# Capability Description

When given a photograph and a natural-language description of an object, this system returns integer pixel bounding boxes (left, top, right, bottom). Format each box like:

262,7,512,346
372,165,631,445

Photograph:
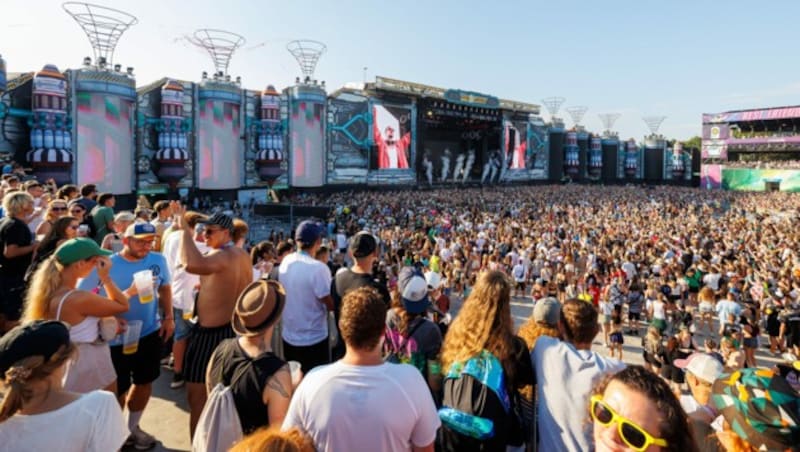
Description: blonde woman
697,286,716,336
34,199,69,237
0,191,39,332
439,270,533,451
23,238,132,393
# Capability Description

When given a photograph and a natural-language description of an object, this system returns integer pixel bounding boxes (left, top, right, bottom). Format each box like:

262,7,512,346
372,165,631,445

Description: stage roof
704,105,800,123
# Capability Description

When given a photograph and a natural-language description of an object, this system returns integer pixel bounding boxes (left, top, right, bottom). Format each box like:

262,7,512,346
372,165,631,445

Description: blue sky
2,0,799,140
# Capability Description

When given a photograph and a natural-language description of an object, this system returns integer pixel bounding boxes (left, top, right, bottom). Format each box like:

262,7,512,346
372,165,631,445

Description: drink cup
288,360,302,386
133,270,155,304
122,320,143,355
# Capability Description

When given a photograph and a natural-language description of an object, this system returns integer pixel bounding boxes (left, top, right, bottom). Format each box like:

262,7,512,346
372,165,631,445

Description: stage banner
722,168,800,192
327,92,370,184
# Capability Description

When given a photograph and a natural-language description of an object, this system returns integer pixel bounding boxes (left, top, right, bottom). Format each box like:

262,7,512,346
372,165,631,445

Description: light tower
642,115,666,137
62,2,138,67
598,113,621,137
541,96,566,125
286,40,327,83
188,29,246,79
565,106,588,130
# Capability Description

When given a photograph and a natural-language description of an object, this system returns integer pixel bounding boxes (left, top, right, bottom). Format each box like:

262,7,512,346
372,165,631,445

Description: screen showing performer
372,104,412,170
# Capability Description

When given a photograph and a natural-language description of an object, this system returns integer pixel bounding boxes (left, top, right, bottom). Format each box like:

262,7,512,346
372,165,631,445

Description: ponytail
23,256,64,322
0,343,75,422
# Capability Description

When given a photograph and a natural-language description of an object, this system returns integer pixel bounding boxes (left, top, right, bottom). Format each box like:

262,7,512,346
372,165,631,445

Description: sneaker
128,427,157,450
170,372,185,389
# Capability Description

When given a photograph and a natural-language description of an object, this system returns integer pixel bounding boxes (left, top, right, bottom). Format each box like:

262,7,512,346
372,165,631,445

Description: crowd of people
0,174,799,451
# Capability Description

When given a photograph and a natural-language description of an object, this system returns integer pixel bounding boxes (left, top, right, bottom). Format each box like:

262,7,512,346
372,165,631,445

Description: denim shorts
173,308,193,341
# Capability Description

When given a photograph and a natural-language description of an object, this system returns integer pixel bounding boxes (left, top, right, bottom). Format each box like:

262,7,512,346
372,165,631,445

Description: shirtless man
172,204,252,438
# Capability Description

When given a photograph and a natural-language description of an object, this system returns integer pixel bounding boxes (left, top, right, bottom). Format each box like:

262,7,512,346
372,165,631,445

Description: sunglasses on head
590,395,667,451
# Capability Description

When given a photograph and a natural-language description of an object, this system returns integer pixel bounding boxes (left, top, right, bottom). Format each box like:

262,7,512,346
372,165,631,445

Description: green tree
682,136,702,149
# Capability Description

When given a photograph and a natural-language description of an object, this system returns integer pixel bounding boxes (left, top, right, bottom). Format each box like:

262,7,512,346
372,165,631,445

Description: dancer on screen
374,122,411,169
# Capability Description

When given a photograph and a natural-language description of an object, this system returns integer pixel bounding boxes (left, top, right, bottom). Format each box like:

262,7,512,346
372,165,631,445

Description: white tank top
652,300,666,320
56,290,99,343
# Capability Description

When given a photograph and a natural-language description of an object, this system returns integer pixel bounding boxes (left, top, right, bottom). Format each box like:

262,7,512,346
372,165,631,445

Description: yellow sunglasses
590,395,667,451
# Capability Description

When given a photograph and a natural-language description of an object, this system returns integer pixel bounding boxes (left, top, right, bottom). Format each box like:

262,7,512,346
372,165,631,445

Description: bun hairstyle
0,342,76,422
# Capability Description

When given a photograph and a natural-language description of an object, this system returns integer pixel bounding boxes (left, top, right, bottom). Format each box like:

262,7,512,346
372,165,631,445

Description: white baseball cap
675,353,724,384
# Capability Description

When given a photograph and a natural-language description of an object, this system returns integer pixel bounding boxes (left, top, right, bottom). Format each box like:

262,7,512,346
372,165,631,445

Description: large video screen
197,99,242,189
289,99,325,187
504,120,528,169
371,104,413,170
76,92,134,194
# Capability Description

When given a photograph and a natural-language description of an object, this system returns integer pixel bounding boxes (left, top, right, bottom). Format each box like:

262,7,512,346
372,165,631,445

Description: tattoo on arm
267,369,290,398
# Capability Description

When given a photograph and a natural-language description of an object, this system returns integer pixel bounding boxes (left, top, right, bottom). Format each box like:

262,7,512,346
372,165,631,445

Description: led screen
197,99,241,189
76,92,133,194
289,99,325,187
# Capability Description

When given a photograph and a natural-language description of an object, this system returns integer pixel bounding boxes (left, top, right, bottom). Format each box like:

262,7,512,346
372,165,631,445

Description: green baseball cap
55,238,112,265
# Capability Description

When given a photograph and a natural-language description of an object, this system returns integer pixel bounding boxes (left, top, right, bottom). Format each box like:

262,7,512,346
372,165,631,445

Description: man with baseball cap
674,352,725,450
78,221,173,450
171,206,252,438
279,220,334,373
330,231,390,360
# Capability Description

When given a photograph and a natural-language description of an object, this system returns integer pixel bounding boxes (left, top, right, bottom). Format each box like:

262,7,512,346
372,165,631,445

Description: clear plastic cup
123,320,143,355
288,360,302,386
133,270,155,304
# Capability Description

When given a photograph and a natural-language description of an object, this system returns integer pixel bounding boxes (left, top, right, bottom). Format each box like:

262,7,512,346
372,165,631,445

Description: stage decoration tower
598,113,621,137
564,130,579,178
63,2,138,66
286,40,327,187
255,85,284,186
671,141,686,179
26,65,73,185
152,80,189,189
189,29,246,190
642,116,666,137
63,2,138,193
588,135,602,178
625,138,639,178
565,106,588,129
541,97,565,122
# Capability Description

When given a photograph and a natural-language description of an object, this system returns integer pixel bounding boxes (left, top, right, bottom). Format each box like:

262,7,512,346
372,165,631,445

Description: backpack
384,319,426,371
438,350,523,449
192,343,248,452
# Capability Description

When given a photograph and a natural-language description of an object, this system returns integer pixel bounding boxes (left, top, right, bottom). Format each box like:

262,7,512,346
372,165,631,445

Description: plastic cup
288,360,302,386
123,320,143,355
133,270,155,304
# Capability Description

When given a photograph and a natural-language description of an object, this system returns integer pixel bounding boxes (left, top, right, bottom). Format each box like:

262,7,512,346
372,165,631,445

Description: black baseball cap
199,212,234,231
349,232,377,258
0,321,71,378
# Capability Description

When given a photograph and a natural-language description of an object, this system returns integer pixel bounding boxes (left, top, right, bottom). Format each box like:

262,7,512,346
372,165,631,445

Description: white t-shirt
532,336,625,452
282,361,440,452
279,251,332,346
0,390,127,452
161,232,210,311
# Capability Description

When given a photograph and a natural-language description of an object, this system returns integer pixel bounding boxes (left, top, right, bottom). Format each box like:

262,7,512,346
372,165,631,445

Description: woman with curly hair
590,365,698,452
439,270,533,451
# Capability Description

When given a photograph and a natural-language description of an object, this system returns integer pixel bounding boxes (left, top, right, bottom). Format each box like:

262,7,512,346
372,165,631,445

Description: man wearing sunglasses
172,206,253,439
532,298,625,451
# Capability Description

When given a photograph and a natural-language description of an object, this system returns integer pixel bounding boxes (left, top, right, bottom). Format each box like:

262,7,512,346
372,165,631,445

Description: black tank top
208,338,286,434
